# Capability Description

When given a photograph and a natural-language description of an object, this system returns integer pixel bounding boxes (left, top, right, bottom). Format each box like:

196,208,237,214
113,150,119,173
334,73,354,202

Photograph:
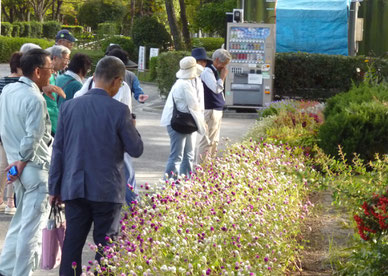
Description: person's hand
4,160,27,183
49,195,63,206
220,67,228,81
42,85,66,100
138,94,149,103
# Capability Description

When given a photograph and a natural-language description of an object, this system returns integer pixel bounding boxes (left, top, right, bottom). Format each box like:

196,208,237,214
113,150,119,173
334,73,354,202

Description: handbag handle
48,205,64,225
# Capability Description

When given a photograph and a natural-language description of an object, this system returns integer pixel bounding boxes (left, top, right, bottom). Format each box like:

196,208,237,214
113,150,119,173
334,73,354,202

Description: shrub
156,51,189,96
0,37,54,62
192,37,224,51
318,83,388,162
19,22,31,37
11,24,20,37
149,56,158,81
30,21,43,38
132,16,171,50
274,52,388,100
1,22,13,37
97,22,119,38
12,22,24,37
61,25,84,36
43,21,62,38
100,36,136,60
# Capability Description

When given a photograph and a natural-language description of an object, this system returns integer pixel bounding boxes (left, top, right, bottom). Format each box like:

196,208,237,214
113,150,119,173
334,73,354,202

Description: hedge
1,23,13,37
43,21,61,39
61,25,84,36
0,37,54,62
19,22,31,37
12,23,24,37
97,22,119,38
11,24,20,37
30,21,43,38
192,37,224,51
153,51,388,100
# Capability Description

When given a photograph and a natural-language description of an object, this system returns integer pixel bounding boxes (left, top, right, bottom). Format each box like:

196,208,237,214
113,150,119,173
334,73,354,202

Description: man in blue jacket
48,56,144,276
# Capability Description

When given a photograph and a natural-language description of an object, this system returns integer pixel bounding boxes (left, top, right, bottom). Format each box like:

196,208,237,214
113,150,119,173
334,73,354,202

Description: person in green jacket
57,53,92,108
44,45,70,135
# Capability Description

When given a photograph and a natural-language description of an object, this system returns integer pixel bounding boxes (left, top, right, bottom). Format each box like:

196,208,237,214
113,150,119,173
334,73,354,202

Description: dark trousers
59,199,122,276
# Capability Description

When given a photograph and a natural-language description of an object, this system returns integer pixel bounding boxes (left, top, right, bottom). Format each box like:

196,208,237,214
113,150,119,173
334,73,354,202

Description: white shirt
74,77,132,109
160,78,206,135
201,66,225,94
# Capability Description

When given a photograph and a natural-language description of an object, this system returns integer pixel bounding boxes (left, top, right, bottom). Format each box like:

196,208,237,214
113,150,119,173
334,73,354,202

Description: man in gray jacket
49,56,143,276
0,48,53,276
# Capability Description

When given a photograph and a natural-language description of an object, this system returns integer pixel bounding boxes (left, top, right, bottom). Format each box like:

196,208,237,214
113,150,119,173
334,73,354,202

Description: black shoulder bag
170,95,198,134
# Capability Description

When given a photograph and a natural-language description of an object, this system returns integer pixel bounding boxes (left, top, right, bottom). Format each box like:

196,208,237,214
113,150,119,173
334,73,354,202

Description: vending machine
225,23,276,107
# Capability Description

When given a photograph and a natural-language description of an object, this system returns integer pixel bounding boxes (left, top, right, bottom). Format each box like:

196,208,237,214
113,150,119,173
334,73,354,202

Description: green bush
19,22,31,37
192,37,224,51
11,24,20,37
1,22,13,37
30,21,43,38
156,51,189,96
12,22,24,37
43,21,61,38
149,56,158,81
274,52,388,100
100,36,136,60
132,16,171,50
97,22,119,38
318,83,388,162
0,37,54,62
61,25,84,36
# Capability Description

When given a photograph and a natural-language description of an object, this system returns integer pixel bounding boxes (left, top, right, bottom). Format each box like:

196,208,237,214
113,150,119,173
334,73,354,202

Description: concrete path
0,64,257,275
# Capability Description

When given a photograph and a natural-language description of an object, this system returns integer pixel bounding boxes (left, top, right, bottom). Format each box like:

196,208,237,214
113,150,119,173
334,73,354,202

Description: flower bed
86,139,315,275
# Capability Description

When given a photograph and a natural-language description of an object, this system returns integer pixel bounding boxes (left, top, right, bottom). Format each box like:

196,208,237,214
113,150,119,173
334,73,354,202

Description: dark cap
191,47,210,61
55,29,76,42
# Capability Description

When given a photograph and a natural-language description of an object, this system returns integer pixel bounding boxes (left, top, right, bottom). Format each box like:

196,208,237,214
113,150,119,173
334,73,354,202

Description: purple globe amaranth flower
71,262,77,269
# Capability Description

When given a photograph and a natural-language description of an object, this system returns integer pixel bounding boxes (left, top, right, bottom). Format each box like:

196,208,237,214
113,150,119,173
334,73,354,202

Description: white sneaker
4,206,16,215
0,202,7,212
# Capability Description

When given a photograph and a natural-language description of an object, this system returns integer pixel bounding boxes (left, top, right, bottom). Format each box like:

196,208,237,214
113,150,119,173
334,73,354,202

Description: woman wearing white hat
161,56,207,179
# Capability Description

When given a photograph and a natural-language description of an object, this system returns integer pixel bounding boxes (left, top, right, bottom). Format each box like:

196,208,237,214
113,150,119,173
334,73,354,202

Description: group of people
0,30,145,276
161,47,232,179
0,27,231,275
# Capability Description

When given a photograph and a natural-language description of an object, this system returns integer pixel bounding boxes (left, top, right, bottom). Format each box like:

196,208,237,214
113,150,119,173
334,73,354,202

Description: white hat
176,56,204,79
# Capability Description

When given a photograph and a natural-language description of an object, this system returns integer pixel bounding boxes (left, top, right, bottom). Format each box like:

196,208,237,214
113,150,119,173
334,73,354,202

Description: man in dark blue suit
48,56,143,276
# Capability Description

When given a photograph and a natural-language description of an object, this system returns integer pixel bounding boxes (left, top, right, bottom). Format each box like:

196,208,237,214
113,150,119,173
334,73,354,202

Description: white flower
160,265,168,272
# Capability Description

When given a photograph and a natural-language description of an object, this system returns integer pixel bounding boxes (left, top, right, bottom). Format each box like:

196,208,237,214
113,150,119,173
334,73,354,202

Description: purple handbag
40,205,66,270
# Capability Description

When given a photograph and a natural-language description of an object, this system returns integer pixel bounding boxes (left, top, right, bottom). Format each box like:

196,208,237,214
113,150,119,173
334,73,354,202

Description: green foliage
193,0,237,36
318,83,388,162
97,22,119,38
11,24,20,37
77,0,125,30
192,37,224,51
132,16,171,50
12,22,24,37
275,52,388,100
30,21,43,38
19,22,31,37
43,21,61,39
0,37,54,62
1,22,13,37
61,25,84,36
156,51,189,96
149,56,158,81
100,36,136,60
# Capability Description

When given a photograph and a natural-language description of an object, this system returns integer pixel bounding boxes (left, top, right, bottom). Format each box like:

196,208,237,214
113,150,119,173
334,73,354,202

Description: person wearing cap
160,56,206,179
55,29,77,50
196,48,231,162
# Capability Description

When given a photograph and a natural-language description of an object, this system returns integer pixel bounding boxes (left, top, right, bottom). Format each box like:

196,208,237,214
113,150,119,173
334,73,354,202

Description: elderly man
49,56,144,276
44,45,70,135
197,48,232,162
0,49,53,276
55,29,76,50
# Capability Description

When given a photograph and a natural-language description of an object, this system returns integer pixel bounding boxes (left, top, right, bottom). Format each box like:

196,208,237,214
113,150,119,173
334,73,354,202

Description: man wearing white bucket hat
161,56,207,179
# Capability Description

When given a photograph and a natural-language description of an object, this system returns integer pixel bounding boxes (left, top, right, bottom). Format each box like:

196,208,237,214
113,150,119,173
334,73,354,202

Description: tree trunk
2,6,11,22
130,0,136,33
179,0,191,50
165,0,183,50
55,0,63,21
52,1,55,20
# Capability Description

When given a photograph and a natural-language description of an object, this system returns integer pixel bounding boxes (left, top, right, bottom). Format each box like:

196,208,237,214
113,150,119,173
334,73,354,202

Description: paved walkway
0,64,257,275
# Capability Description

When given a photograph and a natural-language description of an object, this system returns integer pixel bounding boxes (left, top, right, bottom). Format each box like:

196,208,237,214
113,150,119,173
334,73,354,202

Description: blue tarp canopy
276,0,351,55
